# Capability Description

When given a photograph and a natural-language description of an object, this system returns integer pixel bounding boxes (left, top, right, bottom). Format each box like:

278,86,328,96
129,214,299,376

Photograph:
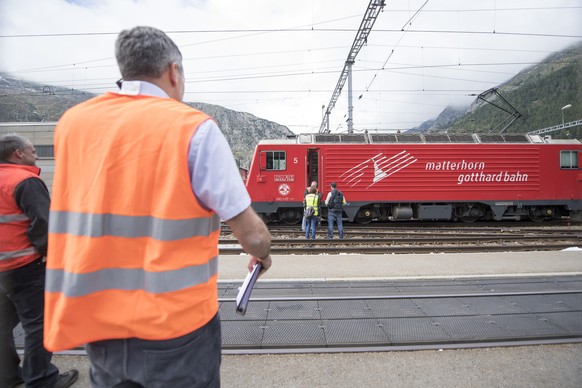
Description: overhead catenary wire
2,4,581,39
2,28,580,40
5,60,562,97
1,3,580,134
355,0,429,113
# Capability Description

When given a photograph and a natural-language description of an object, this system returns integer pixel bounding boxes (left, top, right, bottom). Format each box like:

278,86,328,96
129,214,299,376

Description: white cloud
1,0,580,133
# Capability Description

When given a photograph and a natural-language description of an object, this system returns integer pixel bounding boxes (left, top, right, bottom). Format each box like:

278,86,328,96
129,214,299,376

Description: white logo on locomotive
341,151,417,189
278,184,290,196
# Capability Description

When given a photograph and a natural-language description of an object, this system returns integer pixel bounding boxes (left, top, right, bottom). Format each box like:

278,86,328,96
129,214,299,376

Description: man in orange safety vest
0,134,78,388
45,26,272,387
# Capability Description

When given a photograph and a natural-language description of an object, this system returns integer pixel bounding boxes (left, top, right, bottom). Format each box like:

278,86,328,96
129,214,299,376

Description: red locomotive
245,133,582,224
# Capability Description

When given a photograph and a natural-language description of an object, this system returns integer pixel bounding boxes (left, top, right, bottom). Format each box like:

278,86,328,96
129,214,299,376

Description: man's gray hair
115,26,183,79
0,133,29,161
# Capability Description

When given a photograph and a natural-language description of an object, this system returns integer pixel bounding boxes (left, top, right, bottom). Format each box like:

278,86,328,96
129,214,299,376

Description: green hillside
445,41,582,139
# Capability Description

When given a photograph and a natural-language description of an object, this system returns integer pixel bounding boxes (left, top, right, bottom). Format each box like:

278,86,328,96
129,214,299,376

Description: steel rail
222,338,582,355
41,337,582,357
217,287,582,354
218,289,582,303
260,225,581,234
258,219,577,228
219,242,581,255
25,282,582,356
219,234,582,244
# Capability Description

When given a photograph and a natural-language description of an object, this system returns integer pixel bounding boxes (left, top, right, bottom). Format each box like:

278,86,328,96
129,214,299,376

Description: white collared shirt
117,80,250,222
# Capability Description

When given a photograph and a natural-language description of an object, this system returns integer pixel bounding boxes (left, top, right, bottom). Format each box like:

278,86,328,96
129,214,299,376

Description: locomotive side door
307,148,320,187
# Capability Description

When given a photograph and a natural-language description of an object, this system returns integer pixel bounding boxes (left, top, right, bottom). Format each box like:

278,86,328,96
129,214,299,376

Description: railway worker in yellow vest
302,181,319,231
0,134,78,388
45,26,272,387
304,187,320,239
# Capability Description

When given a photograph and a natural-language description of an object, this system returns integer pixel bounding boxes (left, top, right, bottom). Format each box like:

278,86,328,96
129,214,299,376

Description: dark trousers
0,257,58,388
327,211,344,239
305,216,318,239
85,313,222,388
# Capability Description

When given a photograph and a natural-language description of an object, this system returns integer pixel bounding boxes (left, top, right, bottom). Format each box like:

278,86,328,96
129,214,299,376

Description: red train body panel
245,133,582,223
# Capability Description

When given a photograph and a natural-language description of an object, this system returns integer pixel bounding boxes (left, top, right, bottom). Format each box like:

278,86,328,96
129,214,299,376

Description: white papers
235,263,262,315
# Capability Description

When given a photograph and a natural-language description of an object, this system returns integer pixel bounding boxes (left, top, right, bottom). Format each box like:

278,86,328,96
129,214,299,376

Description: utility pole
319,0,385,134
347,61,354,132
562,104,572,125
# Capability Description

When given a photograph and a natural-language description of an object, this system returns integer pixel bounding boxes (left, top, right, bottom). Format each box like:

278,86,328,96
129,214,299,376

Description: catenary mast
319,0,385,134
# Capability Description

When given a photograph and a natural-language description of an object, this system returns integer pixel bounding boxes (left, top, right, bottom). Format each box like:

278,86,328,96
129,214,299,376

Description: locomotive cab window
265,151,286,171
560,150,579,169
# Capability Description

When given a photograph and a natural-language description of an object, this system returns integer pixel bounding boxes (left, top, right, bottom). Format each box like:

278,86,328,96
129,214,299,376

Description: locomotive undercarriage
265,201,571,225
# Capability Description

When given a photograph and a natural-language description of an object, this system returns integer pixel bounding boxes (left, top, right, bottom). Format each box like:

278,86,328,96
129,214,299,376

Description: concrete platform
45,249,582,387
52,344,582,388
219,249,582,281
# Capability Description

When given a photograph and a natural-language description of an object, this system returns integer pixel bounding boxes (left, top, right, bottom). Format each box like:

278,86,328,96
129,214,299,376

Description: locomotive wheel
529,214,546,222
458,206,482,223
354,215,373,224
282,217,300,225
459,214,479,223
528,208,549,222
354,209,374,224
280,212,301,225
279,209,302,225
259,213,271,224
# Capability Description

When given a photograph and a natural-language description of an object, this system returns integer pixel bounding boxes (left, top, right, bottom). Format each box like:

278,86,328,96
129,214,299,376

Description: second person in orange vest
45,26,272,388
0,134,78,388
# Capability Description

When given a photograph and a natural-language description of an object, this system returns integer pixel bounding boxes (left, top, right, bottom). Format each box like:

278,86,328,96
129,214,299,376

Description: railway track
217,275,582,354
26,276,582,355
219,225,582,255
260,222,581,235
262,217,578,228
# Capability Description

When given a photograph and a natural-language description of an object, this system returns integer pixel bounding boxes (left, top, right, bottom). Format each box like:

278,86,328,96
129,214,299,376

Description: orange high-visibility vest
0,164,42,271
45,93,221,351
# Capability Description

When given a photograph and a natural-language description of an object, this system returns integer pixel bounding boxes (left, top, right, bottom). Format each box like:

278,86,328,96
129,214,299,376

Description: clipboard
235,263,262,315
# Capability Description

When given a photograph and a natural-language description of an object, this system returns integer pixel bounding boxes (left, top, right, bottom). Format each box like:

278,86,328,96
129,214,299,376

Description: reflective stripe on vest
46,255,218,296
0,214,30,223
49,211,220,240
0,247,37,261
0,164,41,271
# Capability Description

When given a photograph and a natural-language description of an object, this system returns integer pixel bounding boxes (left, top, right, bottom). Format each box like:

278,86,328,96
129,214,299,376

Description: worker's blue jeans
305,216,318,239
86,313,222,388
327,211,344,239
0,257,59,388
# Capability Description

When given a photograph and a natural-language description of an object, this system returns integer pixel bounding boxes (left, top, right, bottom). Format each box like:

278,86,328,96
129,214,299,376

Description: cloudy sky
1,0,581,133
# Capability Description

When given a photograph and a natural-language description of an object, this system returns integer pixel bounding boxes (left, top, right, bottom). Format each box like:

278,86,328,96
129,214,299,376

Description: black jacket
14,177,50,256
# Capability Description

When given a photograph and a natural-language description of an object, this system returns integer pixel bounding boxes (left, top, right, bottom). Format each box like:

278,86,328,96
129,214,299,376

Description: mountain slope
189,102,292,166
0,74,92,122
0,74,293,167
445,42,582,137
